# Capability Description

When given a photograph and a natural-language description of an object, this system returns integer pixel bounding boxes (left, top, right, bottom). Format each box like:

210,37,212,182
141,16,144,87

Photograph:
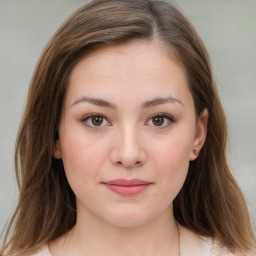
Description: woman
1,0,255,255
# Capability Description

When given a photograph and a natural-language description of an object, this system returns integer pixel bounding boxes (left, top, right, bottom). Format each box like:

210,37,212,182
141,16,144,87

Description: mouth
102,179,153,196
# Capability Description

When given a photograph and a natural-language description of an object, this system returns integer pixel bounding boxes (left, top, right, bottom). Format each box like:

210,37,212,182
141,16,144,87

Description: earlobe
53,140,62,159
190,108,208,161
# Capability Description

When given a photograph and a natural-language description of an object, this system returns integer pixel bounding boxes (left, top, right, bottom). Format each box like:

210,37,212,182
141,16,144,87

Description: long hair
1,0,255,254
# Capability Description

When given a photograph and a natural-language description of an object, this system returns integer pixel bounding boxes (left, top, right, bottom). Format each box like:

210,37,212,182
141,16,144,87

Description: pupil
153,116,164,126
92,116,103,126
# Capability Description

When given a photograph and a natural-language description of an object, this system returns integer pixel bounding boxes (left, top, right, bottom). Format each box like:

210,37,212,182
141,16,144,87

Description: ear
189,108,208,161
53,139,62,159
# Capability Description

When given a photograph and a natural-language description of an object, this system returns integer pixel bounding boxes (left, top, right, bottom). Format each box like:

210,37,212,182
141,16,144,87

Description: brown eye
152,116,164,126
91,116,103,126
146,113,175,128
82,114,110,128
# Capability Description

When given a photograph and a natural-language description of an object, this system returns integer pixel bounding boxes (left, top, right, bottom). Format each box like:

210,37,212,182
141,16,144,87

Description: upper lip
102,179,152,186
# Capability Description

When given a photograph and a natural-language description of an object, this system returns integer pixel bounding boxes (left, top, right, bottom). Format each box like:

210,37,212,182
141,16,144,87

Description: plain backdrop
0,0,255,237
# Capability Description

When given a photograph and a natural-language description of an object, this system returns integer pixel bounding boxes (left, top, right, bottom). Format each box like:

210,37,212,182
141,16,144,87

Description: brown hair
1,0,255,255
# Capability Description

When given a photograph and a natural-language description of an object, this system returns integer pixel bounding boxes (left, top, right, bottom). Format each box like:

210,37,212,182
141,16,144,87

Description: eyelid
145,112,175,128
82,113,112,129
81,112,175,129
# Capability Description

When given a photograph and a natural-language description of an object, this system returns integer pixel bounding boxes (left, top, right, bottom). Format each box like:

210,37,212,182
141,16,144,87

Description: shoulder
27,245,51,256
210,237,256,256
3,246,51,256
178,224,212,256
210,238,235,256
178,224,255,256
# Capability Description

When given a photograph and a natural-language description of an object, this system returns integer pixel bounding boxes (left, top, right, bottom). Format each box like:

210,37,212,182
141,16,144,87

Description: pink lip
102,179,152,196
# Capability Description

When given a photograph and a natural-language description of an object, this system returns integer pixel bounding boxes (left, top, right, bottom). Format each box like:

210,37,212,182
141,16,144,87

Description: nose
109,125,147,169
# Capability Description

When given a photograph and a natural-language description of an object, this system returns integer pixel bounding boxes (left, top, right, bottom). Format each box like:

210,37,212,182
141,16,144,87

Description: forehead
72,39,182,77
65,40,192,108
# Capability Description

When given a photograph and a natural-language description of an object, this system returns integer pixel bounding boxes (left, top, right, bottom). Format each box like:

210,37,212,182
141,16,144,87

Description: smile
102,179,152,196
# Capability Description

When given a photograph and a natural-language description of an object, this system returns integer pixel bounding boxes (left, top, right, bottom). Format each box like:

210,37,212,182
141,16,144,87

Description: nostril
116,160,142,168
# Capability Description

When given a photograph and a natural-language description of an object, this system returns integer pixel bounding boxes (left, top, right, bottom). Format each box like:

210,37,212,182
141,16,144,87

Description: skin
51,39,208,256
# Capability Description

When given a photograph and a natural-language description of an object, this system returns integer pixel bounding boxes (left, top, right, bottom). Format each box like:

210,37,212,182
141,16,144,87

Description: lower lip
103,184,151,196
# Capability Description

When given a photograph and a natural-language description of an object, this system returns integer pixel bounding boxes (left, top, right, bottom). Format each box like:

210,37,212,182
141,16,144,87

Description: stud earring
194,149,199,155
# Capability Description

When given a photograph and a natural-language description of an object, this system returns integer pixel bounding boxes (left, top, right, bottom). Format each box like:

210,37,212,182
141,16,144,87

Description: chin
101,206,162,228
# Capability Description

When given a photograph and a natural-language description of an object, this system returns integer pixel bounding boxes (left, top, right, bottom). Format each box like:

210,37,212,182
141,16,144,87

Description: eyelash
81,113,175,129
82,113,111,129
146,113,175,129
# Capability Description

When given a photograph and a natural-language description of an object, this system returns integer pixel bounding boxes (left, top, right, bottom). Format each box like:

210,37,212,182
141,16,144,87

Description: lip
102,179,152,196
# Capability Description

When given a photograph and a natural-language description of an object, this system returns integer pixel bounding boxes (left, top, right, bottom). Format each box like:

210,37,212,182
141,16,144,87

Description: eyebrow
71,96,183,109
142,97,183,108
72,96,117,109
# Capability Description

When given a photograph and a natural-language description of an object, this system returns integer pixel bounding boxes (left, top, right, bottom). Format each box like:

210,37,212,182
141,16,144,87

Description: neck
50,206,180,256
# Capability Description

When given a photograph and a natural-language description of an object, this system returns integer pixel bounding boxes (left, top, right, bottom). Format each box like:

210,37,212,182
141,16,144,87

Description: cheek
154,134,192,168
59,130,108,187
151,134,193,195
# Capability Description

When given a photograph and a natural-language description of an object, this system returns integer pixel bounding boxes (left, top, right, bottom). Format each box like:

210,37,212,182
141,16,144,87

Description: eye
146,113,175,128
82,114,111,128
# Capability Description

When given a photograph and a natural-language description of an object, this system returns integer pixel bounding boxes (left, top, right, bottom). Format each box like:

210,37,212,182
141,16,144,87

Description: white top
31,225,238,256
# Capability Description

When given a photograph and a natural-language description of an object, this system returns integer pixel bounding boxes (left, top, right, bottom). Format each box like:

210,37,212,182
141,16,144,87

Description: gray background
0,0,255,237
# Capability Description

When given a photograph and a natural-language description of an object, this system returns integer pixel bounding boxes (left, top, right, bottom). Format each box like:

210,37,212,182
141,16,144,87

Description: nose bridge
110,122,146,168
121,123,140,154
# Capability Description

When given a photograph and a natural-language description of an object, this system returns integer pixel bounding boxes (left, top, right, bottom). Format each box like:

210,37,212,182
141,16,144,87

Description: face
54,40,208,228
